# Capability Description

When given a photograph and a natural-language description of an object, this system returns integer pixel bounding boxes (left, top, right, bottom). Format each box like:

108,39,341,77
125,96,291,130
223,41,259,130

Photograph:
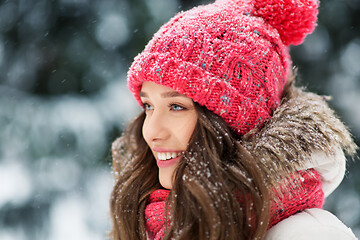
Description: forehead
140,82,187,99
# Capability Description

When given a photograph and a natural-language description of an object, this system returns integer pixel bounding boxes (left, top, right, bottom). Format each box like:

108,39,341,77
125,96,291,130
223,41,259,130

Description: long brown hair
110,104,270,239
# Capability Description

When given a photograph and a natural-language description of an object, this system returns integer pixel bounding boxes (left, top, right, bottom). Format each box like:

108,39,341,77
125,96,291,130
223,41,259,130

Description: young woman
110,0,358,239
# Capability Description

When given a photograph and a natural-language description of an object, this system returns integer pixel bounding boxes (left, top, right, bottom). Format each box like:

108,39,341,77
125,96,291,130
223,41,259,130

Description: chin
159,174,173,189
158,166,177,189
159,178,172,189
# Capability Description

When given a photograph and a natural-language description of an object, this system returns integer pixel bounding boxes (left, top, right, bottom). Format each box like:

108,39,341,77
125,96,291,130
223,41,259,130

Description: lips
153,149,184,168
157,152,183,161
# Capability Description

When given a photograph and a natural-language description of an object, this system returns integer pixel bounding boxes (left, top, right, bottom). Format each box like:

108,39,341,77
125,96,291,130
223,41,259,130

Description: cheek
142,118,150,145
178,116,197,146
182,125,195,143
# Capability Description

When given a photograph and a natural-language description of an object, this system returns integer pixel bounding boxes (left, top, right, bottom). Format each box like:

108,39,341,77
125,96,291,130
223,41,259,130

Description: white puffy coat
265,148,358,240
240,86,359,240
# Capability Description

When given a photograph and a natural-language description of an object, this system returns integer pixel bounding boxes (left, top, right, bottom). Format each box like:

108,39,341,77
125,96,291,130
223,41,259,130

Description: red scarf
144,170,324,239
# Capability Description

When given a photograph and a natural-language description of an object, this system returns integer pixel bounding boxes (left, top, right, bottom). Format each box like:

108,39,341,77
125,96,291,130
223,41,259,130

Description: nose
142,109,170,144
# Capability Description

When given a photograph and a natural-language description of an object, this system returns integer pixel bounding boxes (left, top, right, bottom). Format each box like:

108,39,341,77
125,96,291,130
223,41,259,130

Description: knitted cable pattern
145,189,169,240
128,0,319,136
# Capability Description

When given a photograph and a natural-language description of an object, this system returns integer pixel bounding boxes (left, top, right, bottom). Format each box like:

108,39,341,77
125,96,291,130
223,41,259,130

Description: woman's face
140,82,198,189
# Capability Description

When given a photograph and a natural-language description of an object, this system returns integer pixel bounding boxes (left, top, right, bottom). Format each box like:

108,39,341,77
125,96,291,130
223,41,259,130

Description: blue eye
171,104,184,111
143,103,153,111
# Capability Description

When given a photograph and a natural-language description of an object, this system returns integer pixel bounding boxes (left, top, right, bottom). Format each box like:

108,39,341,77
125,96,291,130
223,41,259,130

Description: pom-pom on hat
128,0,319,135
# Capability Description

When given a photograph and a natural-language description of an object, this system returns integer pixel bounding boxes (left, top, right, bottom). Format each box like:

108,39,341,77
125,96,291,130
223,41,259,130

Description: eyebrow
139,91,185,98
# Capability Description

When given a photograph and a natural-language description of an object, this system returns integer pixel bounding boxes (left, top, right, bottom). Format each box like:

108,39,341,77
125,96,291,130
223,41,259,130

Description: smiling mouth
157,152,183,161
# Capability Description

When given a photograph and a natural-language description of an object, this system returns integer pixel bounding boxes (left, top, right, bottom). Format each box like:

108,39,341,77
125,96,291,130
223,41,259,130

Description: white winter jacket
265,147,358,240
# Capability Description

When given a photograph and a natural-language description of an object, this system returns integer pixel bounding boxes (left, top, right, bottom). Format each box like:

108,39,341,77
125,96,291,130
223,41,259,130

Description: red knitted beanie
128,0,319,135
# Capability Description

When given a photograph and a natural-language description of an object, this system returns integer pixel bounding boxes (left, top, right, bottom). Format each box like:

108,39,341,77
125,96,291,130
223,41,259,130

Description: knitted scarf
144,170,324,239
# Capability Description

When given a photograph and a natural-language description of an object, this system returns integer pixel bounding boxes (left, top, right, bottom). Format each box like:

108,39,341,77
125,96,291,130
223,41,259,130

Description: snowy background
0,0,359,239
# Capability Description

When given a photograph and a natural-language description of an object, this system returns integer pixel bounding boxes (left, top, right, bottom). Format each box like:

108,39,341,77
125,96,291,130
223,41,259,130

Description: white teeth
157,152,182,161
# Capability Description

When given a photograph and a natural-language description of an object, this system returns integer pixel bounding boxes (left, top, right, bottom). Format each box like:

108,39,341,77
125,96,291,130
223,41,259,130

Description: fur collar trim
242,85,357,190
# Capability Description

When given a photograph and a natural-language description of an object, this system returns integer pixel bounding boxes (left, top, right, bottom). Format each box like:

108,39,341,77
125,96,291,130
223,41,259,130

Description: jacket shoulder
265,208,358,240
